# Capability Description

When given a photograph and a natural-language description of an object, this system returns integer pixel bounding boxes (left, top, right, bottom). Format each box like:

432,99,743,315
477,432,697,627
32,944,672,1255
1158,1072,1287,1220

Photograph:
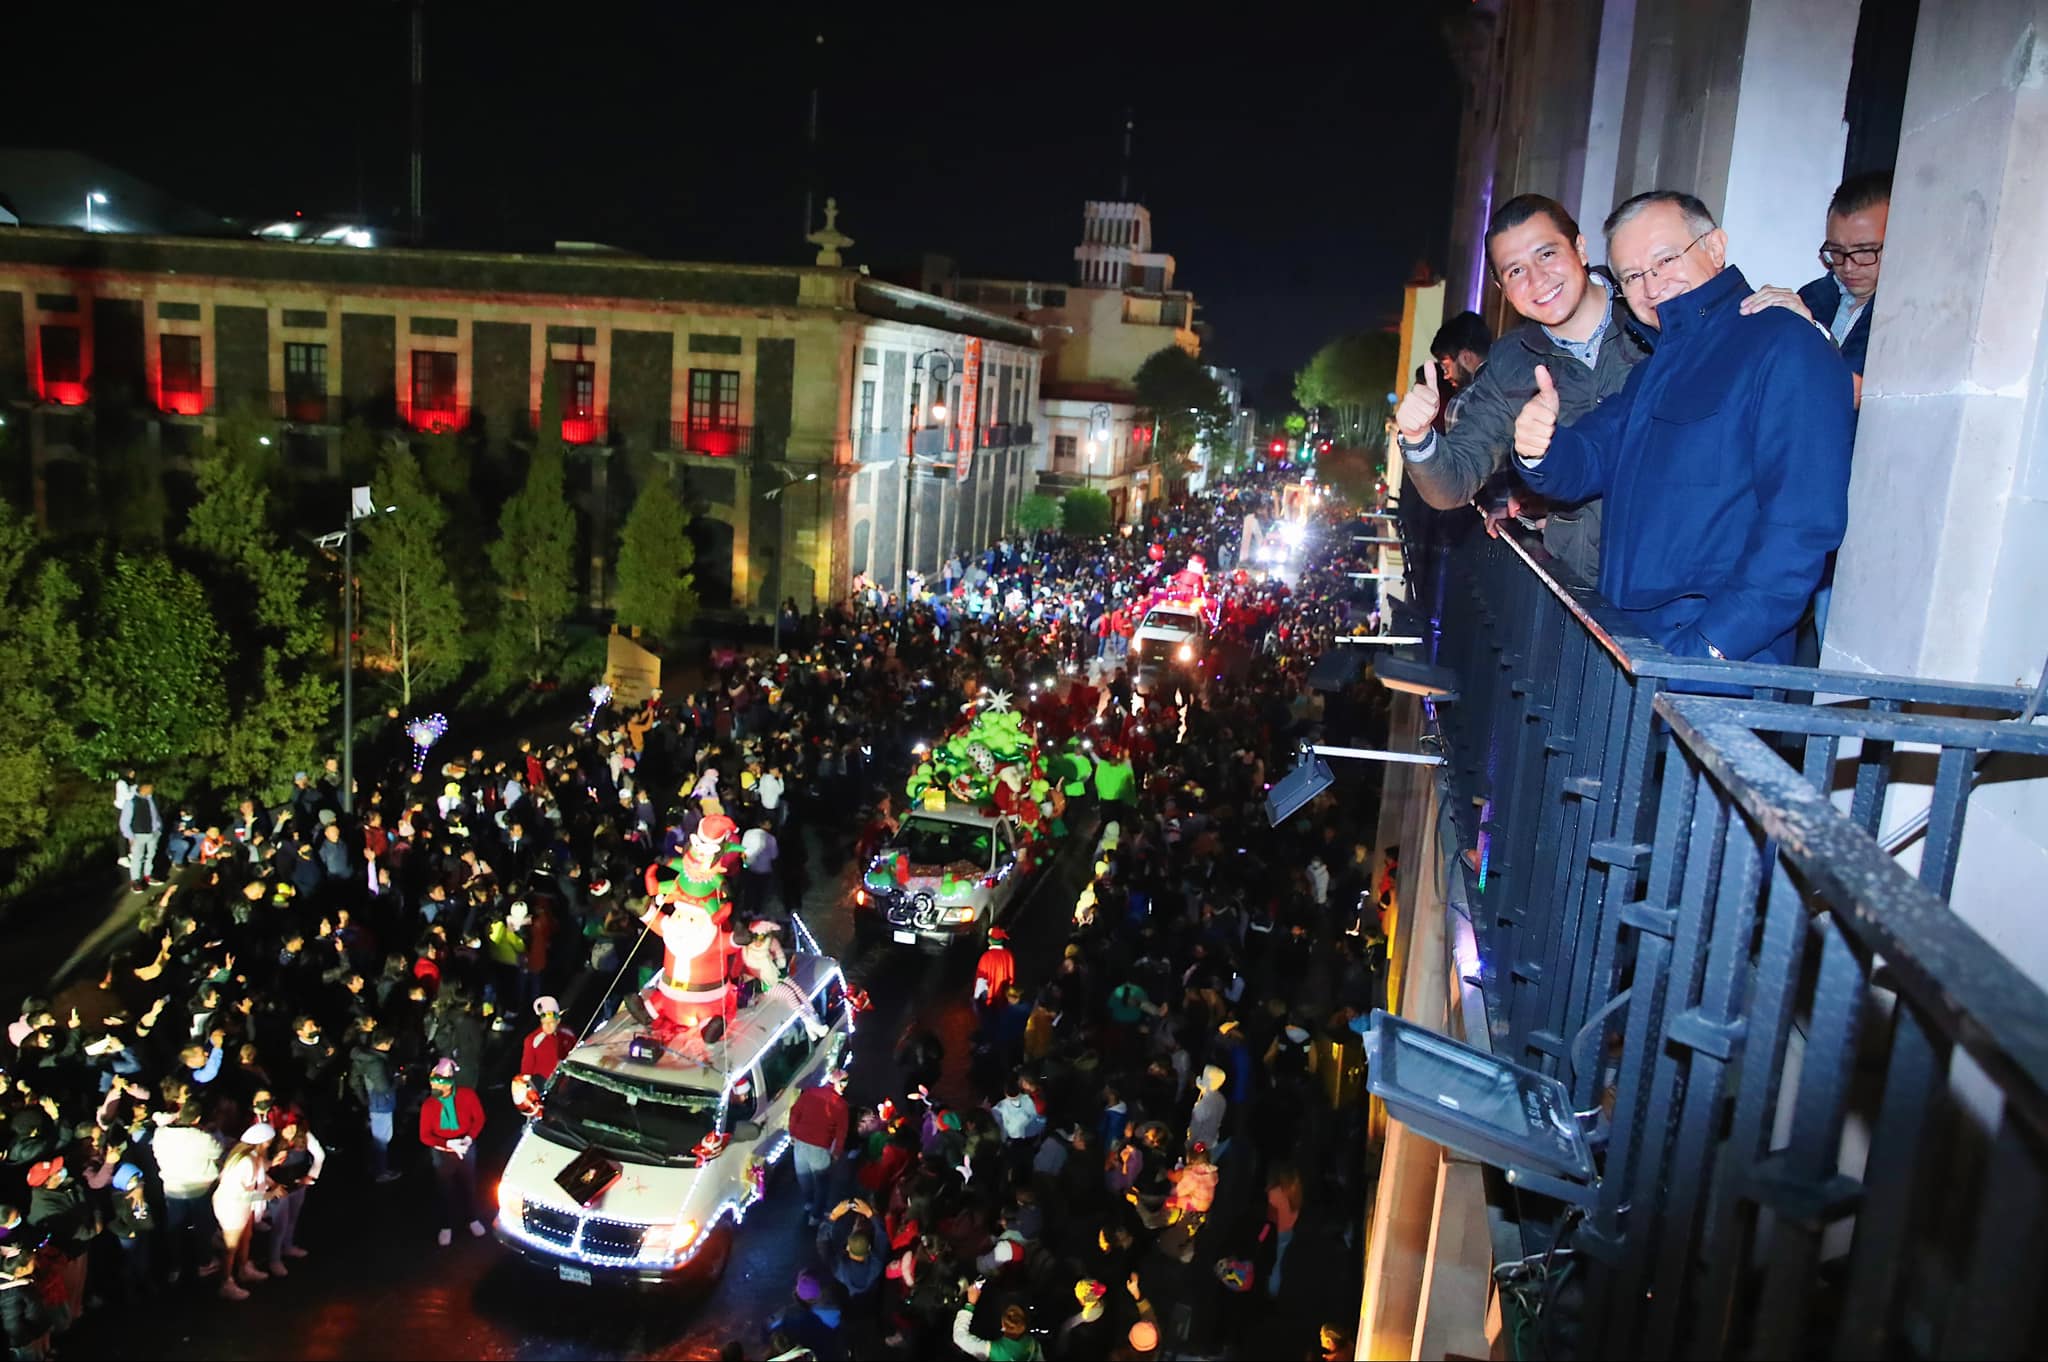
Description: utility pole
409,0,426,245
802,33,824,243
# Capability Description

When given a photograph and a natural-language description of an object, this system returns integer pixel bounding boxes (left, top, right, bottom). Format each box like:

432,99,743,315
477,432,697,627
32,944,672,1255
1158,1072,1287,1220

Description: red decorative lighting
560,416,597,445
161,389,205,416
692,427,740,457
41,382,86,407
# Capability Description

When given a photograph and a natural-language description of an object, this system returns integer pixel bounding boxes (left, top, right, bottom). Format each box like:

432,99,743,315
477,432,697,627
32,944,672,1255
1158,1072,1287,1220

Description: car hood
502,1129,704,1220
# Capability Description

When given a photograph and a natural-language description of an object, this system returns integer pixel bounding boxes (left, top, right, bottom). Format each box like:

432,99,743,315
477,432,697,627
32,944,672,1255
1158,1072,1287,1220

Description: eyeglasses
1819,243,1883,268
1616,232,1712,293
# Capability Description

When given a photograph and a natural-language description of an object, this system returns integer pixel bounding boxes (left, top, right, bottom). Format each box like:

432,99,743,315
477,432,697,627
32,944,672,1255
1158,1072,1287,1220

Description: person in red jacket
788,1068,850,1225
973,928,1016,1010
520,996,577,1082
419,1058,487,1246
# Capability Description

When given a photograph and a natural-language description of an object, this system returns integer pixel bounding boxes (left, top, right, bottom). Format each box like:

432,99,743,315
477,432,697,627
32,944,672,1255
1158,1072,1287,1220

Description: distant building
0,148,235,237
954,200,1202,525
0,226,1043,615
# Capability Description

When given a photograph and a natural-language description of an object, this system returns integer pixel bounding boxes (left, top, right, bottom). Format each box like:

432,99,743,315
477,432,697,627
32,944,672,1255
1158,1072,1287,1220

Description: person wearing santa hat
521,996,577,1083
973,927,1016,1011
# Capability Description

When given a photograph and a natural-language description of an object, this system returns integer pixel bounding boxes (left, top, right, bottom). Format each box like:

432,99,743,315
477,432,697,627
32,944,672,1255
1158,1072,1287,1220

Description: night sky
15,5,1461,410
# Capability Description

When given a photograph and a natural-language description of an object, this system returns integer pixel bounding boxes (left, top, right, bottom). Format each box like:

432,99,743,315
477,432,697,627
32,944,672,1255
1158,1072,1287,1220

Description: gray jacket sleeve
1404,367,1521,511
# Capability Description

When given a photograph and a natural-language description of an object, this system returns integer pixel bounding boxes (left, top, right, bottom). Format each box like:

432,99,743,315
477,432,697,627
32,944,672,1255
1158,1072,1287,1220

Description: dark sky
16,5,1461,410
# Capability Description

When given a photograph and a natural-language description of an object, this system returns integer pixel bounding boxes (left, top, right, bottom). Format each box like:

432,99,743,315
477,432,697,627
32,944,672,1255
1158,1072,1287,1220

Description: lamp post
761,467,820,653
85,191,107,233
338,486,396,814
1084,403,1112,489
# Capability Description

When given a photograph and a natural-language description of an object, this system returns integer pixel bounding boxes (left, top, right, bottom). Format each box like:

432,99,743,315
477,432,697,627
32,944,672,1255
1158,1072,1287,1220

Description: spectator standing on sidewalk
211,1124,278,1301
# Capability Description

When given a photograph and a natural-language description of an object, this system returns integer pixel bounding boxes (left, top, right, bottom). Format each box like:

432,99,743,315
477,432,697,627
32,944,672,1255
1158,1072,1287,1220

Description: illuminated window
688,369,739,431
559,359,596,419
858,379,875,434
411,351,457,414
285,342,326,394
160,335,202,395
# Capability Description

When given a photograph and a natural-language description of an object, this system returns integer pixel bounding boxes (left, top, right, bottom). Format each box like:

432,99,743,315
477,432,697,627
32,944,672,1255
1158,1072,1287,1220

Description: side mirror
730,1119,765,1143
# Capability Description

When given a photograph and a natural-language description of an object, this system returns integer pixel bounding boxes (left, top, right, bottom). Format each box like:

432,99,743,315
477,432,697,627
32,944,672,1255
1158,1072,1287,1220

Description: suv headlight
644,1217,701,1262
1177,643,1194,661
939,906,978,925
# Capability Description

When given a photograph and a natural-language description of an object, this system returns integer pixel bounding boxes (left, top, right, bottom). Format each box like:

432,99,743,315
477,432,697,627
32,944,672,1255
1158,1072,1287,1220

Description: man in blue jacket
1511,190,1854,664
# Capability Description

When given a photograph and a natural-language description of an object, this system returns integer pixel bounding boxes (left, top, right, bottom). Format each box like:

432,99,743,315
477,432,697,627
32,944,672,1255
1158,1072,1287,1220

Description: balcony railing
533,410,607,446
157,385,213,418
1383,510,2048,1361
659,422,752,458
400,401,469,434
270,390,334,424
1012,420,1034,445
984,422,1011,448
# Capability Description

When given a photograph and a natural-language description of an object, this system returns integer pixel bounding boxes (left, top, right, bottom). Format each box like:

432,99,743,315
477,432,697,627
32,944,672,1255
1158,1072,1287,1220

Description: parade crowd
2,471,1395,1362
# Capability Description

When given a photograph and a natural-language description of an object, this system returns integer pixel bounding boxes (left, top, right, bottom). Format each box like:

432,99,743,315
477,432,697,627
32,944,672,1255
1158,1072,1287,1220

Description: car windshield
536,1065,719,1166
1143,610,1201,634
896,817,994,868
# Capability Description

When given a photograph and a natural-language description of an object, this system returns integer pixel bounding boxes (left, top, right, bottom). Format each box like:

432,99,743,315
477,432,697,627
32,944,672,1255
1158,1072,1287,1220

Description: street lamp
85,191,108,233
1085,403,1112,486
337,486,397,814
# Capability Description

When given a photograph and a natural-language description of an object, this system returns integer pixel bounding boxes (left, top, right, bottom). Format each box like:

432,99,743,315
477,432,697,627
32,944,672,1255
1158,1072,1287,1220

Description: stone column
1827,0,2048,988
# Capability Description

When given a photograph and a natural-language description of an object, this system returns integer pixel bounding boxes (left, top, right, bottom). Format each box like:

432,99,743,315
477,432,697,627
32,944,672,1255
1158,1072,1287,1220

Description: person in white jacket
151,1108,226,1285
1187,1065,1228,1153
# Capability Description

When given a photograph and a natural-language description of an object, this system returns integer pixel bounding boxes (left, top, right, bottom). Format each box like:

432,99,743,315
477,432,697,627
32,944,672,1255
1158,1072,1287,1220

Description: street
55,805,1098,1360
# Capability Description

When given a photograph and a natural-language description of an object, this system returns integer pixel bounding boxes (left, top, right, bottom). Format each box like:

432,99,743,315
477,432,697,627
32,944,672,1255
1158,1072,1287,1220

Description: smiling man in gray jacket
1395,194,1650,584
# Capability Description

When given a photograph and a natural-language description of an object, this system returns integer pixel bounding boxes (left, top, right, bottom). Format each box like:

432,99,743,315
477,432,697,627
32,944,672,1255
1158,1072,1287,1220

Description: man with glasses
1508,190,1853,665
1393,194,1652,584
1739,170,1890,408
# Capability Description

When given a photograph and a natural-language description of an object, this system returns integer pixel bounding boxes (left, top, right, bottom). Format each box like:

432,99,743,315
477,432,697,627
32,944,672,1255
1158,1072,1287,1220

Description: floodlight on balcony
1359,1010,1597,1206
1374,656,1460,701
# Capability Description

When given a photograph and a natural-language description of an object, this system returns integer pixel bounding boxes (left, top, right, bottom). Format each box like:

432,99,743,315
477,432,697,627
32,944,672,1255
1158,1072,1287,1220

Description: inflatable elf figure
639,813,742,1026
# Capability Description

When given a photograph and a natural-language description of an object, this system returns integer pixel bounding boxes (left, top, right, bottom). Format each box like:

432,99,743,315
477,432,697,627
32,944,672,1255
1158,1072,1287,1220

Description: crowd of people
1,470,1396,1362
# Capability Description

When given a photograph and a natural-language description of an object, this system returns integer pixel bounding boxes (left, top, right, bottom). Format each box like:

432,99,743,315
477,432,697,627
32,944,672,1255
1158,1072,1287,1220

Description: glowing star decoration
586,683,613,727
981,689,1014,714
405,713,449,772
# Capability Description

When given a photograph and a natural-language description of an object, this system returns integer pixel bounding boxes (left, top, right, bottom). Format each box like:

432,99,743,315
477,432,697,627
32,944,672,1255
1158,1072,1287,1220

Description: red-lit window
285,342,328,422
160,335,202,395
411,351,457,414
39,325,82,400
688,369,739,431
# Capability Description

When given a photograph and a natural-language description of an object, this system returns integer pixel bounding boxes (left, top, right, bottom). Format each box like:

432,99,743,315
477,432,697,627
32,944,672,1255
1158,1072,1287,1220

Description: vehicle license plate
893,930,917,945
558,1264,592,1285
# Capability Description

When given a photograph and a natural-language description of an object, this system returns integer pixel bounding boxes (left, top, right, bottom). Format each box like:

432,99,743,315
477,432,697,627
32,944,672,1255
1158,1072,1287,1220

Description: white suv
494,953,853,1288
856,807,1030,950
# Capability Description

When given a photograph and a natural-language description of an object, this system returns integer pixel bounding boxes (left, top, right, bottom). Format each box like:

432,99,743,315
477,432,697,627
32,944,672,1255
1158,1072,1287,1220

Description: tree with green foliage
612,472,698,641
0,502,81,845
183,420,333,794
488,378,577,682
1282,413,1309,436
102,437,169,549
75,554,228,779
362,442,466,707
1013,492,1063,535
1061,487,1114,538
1294,332,1400,445
1133,345,1229,494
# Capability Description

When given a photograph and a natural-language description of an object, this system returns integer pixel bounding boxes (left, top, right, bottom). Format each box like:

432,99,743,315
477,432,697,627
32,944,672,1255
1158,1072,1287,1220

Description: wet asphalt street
56,814,1098,1361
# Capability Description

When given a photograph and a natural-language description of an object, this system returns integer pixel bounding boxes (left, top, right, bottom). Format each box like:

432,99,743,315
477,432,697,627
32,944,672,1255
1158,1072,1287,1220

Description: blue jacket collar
1654,265,1750,337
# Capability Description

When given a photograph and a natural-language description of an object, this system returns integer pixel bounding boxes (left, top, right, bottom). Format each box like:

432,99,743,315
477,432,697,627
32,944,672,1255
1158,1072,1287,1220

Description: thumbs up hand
1394,365,1442,445
1515,365,1561,463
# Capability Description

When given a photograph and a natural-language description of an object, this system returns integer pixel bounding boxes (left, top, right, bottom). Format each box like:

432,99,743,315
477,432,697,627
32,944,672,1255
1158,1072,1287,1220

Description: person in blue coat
1740,170,1889,410
1510,190,1853,664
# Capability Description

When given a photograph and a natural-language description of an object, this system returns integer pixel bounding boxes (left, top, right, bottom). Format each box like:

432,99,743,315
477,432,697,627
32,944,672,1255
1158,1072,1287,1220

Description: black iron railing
659,422,751,458
1395,511,2048,1360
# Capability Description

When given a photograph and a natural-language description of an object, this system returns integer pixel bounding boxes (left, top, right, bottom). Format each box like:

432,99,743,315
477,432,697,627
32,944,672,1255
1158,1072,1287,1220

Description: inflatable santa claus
639,813,742,1026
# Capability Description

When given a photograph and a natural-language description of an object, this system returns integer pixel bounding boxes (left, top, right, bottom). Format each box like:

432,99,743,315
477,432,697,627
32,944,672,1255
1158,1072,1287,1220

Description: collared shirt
1830,275,1869,348
1544,276,1615,370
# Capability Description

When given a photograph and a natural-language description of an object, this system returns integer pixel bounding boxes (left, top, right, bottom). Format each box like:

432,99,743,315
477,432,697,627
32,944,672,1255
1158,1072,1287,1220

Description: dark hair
1485,194,1582,251
1829,170,1892,218
1604,190,1717,239
1429,312,1493,364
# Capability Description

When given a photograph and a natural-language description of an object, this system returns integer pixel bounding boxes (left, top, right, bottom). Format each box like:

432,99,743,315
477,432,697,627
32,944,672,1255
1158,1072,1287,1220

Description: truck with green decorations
854,697,1064,951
